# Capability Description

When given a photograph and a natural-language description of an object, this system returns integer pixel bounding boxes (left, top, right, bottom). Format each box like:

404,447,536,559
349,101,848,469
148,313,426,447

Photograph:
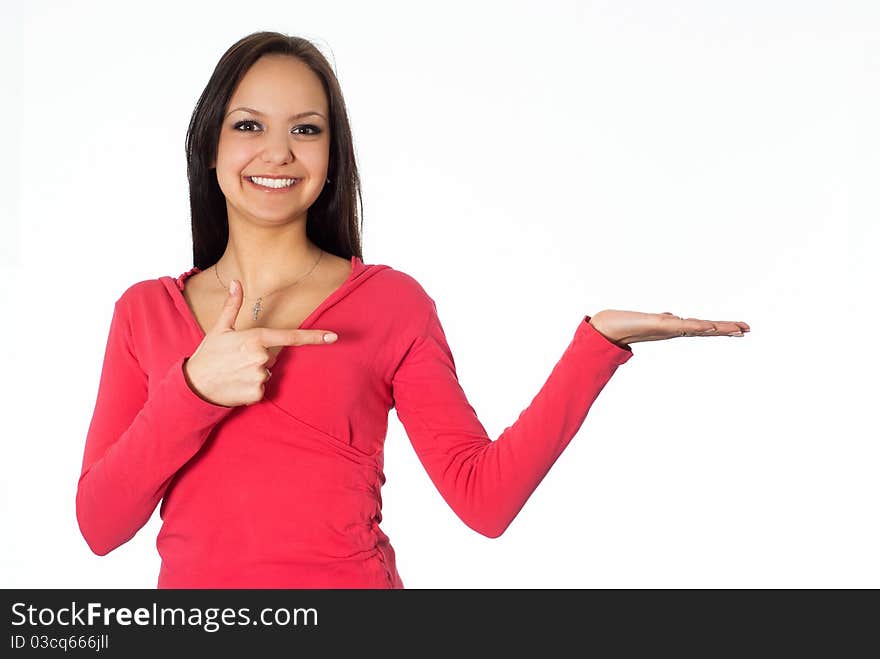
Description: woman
75,31,749,589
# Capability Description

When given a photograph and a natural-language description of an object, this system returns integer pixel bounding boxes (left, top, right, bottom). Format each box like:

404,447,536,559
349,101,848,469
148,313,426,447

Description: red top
76,255,634,588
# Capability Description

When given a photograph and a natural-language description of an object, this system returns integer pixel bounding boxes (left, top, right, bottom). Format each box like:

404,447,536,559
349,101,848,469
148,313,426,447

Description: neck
214,228,322,300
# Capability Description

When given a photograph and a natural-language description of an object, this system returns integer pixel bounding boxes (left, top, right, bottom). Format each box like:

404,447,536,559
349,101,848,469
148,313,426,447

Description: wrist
588,312,631,350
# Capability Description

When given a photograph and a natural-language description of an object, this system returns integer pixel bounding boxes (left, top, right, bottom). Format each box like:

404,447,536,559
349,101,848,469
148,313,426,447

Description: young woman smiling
75,31,750,589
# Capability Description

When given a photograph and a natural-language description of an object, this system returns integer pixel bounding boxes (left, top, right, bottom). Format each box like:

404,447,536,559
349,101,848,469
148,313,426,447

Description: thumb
213,279,243,332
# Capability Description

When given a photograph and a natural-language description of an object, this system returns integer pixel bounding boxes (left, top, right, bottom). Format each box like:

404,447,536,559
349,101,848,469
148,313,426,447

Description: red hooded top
76,255,634,588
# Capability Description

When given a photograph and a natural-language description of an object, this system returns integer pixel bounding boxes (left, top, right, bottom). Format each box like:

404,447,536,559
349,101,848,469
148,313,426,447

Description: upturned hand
588,310,750,348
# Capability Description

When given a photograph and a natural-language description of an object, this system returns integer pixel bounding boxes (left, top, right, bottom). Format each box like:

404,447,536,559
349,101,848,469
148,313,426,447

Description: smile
246,176,300,191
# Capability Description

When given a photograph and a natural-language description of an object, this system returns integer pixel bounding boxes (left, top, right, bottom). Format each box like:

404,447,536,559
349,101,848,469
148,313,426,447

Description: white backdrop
1,0,877,588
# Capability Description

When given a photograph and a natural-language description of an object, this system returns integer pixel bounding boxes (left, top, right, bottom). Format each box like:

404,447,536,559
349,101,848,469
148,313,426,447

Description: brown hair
184,31,363,269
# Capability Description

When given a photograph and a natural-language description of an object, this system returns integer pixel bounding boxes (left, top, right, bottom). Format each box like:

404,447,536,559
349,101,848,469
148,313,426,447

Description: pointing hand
183,279,339,407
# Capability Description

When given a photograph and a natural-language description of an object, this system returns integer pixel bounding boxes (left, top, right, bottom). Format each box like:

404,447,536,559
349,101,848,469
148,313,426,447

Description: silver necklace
213,248,324,320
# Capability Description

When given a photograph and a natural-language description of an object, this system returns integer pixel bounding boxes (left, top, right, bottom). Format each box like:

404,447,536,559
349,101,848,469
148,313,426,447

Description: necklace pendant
252,297,262,320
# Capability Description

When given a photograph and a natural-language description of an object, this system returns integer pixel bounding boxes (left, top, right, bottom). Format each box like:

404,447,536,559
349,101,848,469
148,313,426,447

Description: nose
260,132,295,165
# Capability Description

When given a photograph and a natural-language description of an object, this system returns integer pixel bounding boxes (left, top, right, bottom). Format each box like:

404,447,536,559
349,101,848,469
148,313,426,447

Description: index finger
256,327,339,347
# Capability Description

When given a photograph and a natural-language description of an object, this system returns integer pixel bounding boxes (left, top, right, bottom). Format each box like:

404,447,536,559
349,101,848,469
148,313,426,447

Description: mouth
245,176,301,192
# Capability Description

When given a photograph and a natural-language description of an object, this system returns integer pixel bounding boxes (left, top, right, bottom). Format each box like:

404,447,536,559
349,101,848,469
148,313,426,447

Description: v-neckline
168,255,363,358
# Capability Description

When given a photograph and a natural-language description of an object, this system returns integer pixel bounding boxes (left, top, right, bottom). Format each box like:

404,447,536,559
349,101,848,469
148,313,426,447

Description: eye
293,125,322,136
232,119,259,132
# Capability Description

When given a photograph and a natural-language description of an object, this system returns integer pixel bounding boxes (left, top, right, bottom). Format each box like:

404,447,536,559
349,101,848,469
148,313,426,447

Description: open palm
589,310,751,348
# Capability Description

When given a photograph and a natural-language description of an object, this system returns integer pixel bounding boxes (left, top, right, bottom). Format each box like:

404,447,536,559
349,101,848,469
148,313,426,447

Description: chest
165,260,400,454
182,265,349,335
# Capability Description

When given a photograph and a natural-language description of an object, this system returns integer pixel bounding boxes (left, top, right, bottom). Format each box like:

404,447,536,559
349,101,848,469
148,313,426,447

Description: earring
326,177,331,184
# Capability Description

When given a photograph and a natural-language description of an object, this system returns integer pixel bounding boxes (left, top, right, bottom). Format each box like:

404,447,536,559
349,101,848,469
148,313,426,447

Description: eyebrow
226,106,327,120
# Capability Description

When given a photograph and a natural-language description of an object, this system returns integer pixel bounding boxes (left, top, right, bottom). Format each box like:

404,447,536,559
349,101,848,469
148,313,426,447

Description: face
212,54,331,227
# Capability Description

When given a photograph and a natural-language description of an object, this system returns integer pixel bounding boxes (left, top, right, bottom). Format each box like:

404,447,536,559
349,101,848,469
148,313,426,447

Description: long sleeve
391,303,634,538
76,295,234,555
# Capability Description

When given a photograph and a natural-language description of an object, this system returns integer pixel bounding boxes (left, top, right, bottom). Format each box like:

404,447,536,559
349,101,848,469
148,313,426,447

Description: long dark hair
185,31,363,269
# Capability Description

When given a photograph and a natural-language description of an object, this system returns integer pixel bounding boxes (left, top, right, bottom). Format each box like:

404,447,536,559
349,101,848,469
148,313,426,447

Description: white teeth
250,176,297,188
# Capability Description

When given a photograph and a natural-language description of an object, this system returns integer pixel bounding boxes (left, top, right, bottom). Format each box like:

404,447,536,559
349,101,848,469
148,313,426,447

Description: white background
1,0,877,588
